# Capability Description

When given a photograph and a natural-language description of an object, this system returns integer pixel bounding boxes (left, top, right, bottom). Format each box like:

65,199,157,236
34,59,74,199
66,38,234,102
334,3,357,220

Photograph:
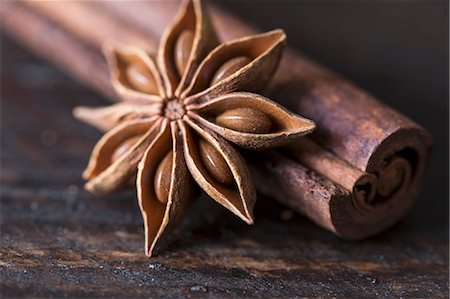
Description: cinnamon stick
1,1,432,240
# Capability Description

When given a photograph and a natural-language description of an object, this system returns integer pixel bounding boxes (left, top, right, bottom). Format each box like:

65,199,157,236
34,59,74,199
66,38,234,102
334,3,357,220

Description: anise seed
126,63,158,94
111,136,142,162
175,30,195,77
216,107,272,133
210,56,251,85
154,151,173,204
199,140,233,185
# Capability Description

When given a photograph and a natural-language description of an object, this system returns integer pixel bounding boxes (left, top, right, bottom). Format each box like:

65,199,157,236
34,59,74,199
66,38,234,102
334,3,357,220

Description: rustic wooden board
1,1,448,297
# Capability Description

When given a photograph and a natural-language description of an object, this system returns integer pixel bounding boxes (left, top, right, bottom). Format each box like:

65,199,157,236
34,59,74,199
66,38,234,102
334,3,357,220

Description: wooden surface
1,1,448,298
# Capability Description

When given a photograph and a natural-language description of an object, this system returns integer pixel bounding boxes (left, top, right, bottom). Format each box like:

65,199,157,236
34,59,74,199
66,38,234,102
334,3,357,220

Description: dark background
1,1,448,298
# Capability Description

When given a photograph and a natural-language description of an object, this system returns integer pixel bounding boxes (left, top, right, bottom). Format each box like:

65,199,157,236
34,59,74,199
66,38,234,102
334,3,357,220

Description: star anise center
74,0,317,257
164,100,185,120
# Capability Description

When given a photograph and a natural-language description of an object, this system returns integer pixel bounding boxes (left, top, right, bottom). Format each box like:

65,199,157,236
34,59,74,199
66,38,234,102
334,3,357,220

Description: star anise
74,0,315,256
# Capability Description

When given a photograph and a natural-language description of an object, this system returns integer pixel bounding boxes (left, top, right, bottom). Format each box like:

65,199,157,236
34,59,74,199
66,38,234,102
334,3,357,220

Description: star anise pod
74,0,315,256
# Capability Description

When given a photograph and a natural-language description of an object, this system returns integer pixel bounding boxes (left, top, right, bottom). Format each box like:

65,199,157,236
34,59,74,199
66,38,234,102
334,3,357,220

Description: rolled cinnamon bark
1,1,432,240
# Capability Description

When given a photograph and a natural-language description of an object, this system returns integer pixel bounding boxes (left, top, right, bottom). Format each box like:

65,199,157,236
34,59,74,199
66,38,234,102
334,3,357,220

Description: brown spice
174,30,195,76
125,63,158,94
111,136,142,162
216,107,272,134
198,139,234,185
73,0,315,256
154,151,173,204
211,56,251,85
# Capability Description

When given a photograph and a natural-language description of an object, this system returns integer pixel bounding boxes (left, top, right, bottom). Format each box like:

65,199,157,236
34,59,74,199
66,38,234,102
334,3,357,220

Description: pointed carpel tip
84,180,101,195
102,40,116,55
305,119,316,132
145,249,153,257
102,40,129,62
84,181,93,192
82,168,92,180
146,242,156,257
267,28,287,40
232,209,254,225
296,116,315,133
72,106,87,119
242,213,254,225
308,120,316,132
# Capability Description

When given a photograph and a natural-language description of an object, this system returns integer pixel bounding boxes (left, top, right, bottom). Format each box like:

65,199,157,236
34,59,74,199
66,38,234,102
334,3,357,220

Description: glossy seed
175,30,195,76
210,56,251,85
126,63,158,94
111,136,142,162
216,107,272,134
154,152,173,204
199,140,233,185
